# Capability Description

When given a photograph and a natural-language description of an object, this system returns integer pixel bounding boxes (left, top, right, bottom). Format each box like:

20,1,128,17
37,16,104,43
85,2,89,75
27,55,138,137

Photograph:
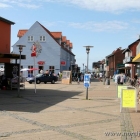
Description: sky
1,0,140,70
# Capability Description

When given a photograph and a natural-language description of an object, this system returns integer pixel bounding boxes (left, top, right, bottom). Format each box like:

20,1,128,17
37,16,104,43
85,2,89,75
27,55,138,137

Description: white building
12,21,75,76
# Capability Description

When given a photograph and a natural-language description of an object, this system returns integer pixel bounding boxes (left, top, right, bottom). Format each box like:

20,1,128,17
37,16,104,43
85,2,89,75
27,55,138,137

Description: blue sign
84,74,90,88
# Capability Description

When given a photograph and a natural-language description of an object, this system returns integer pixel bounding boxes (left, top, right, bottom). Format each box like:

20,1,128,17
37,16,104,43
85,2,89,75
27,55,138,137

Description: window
49,66,55,73
136,42,140,55
28,66,33,77
40,36,46,42
28,36,34,42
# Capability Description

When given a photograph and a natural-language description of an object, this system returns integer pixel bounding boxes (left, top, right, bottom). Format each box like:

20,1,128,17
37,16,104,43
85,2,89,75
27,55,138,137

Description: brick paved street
0,79,140,140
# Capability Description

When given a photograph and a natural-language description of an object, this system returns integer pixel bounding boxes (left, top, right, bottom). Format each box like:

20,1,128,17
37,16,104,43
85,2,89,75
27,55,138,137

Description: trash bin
106,78,110,85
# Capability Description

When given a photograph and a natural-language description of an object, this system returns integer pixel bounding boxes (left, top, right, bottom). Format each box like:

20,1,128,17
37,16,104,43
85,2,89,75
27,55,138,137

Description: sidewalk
0,79,139,140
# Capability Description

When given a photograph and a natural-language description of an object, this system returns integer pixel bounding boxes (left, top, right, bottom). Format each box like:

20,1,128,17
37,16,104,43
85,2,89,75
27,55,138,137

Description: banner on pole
31,44,36,57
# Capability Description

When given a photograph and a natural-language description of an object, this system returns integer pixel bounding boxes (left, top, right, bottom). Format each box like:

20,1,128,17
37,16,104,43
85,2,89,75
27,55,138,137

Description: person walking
99,72,103,82
77,72,81,84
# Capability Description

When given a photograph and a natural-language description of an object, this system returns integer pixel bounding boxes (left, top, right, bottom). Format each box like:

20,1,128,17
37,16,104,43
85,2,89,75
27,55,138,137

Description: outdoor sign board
5,63,19,78
117,85,128,98
37,61,45,65
61,71,72,84
84,74,90,88
61,61,66,66
120,89,137,112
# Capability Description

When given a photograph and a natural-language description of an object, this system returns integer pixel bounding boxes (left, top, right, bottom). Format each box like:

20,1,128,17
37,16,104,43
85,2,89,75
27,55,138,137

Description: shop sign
61,61,66,66
37,61,45,65
117,64,125,68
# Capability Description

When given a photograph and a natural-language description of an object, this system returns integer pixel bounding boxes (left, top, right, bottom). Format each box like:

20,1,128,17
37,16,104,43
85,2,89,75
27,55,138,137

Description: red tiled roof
38,22,75,56
70,43,73,48
17,30,28,37
17,22,74,55
62,36,67,42
50,32,62,39
66,40,70,46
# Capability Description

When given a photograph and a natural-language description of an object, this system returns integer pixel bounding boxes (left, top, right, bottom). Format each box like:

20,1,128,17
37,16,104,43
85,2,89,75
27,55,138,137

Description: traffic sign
84,74,90,88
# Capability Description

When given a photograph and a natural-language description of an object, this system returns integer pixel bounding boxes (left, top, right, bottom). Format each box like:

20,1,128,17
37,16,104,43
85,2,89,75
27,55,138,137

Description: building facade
0,17,15,63
106,47,125,77
12,21,75,76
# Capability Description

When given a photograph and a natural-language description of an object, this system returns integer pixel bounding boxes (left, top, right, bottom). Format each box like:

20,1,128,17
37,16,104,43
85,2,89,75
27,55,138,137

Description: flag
31,44,36,57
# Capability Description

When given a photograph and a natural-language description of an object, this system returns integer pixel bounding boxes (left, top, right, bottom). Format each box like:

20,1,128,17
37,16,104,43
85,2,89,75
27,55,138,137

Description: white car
26,77,34,82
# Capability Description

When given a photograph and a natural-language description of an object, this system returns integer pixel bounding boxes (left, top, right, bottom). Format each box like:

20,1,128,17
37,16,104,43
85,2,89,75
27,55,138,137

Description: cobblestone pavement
0,79,140,140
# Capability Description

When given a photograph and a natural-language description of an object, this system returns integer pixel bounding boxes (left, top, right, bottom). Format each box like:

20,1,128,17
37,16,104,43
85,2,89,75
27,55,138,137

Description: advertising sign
31,44,36,57
117,85,128,98
61,61,66,66
37,61,45,65
120,89,137,112
122,89,136,108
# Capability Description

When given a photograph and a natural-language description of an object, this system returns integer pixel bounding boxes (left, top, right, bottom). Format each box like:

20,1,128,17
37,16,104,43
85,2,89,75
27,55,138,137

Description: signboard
84,74,90,88
5,63,19,78
38,61,45,65
61,71,72,84
61,61,66,66
31,41,42,57
120,89,137,112
117,85,128,98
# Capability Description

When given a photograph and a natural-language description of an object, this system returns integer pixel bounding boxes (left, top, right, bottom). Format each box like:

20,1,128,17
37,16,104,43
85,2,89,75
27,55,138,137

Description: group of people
72,72,92,84
114,73,126,85
113,72,140,87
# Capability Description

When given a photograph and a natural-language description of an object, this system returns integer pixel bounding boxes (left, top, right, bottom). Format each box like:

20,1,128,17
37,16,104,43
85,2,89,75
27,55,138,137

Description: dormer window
40,36,46,42
28,36,34,42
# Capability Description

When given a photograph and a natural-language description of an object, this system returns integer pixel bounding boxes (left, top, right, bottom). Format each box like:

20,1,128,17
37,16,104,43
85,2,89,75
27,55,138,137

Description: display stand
61,71,72,84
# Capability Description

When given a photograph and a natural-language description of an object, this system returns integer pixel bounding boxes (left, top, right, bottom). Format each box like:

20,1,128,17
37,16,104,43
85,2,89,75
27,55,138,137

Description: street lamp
71,61,73,72
83,63,84,73
85,65,87,73
16,45,25,95
83,46,93,73
83,46,93,100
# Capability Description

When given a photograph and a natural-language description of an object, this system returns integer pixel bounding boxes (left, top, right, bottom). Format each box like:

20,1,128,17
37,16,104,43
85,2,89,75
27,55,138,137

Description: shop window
28,65,33,77
49,66,55,73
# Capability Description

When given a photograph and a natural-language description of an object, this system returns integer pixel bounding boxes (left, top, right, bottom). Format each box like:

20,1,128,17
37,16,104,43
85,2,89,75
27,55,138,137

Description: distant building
106,47,125,77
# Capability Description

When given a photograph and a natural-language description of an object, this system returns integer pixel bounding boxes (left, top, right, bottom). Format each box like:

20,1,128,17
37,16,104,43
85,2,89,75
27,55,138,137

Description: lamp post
70,61,73,83
83,46,93,100
85,66,87,73
16,45,25,96
83,63,84,73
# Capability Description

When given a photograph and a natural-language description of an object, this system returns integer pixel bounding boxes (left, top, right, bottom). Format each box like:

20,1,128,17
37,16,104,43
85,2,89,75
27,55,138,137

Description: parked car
28,74,58,84
26,76,34,82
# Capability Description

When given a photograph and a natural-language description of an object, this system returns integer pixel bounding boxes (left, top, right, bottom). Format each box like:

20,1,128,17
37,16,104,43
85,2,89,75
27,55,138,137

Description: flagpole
34,56,36,93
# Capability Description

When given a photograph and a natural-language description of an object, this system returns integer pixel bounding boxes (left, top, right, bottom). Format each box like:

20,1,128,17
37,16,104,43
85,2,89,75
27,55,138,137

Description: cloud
41,0,140,13
0,0,41,9
0,2,11,8
66,0,140,12
1,0,140,12
68,21,128,32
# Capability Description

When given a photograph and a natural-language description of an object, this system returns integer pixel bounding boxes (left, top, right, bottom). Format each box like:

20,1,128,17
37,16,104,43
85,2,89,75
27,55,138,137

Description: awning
132,53,140,62
0,53,26,59
117,67,131,69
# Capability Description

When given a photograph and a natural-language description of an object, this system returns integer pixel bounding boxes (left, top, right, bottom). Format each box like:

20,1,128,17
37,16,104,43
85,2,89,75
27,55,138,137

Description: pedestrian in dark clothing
77,72,81,84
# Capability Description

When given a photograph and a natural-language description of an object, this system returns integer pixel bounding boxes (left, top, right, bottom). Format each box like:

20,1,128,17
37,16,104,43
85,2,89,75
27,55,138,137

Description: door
38,66,44,74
